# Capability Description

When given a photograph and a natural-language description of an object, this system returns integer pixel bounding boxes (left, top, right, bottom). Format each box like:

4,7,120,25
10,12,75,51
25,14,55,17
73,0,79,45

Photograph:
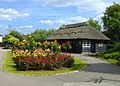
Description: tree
88,18,101,31
102,3,120,42
3,35,19,47
28,29,55,42
9,30,24,41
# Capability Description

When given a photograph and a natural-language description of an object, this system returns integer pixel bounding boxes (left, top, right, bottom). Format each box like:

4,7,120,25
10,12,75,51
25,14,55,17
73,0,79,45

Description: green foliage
62,41,72,50
6,29,55,43
9,30,24,41
103,52,120,60
4,35,19,44
102,3,120,42
97,42,120,65
88,18,101,31
101,3,120,65
103,42,120,53
96,52,120,65
96,52,105,57
29,29,55,42
113,42,120,51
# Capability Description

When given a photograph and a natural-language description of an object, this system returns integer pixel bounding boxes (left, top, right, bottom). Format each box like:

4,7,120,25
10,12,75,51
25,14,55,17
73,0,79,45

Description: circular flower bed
12,40,74,71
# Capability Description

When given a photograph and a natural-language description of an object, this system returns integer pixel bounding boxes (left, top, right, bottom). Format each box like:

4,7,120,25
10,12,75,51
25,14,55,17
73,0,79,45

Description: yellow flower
54,40,57,44
23,39,26,42
43,40,48,44
59,45,61,49
51,42,53,44
29,36,31,38
22,43,24,45
45,48,50,52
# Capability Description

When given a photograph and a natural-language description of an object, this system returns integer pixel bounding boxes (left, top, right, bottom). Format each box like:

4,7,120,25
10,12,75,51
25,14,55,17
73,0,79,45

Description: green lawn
96,56,119,65
104,58,119,65
2,51,86,76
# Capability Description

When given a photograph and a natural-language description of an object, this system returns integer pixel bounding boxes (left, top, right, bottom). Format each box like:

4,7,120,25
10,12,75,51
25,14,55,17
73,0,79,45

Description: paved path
0,49,120,86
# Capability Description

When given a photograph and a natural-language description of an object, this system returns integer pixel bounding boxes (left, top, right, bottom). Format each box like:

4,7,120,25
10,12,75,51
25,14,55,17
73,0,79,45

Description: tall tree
9,30,24,41
102,3,120,42
29,29,55,42
88,18,101,31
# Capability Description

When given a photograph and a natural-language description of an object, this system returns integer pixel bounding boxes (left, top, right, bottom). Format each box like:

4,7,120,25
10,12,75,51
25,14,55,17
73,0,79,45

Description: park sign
0,35,2,43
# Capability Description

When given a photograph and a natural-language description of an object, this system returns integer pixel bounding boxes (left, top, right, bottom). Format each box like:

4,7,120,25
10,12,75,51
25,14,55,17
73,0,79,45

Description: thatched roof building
47,22,110,41
47,22,110,53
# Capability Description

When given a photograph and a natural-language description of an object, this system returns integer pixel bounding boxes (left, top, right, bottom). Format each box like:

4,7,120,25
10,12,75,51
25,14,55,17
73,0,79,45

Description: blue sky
0,0,120,35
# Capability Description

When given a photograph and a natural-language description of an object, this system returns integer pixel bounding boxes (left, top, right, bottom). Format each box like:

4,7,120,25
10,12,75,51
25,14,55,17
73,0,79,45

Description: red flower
58,55,64,61
19,58,25,62
45,60,49,64
28,58,33,62
25,56,30,58
52,58,57,62
37,56,42,62
33,58,38,63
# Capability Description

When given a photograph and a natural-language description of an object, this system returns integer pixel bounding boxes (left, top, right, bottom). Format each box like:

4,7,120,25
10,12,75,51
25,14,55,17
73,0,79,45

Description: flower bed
12,40,74,71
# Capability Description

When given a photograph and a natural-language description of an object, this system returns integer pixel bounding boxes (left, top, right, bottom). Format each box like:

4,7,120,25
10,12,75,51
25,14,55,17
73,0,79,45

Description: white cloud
0,8,29,21
1,0,119,14
55,19,66,24
66,16,87,24
40,16,87,25
40,20,54,24
0,24,8,29
19,25,33,29
93,14,104,21
40,0,75,7
36,0,115,14
55,16,87,24
75,0,110,14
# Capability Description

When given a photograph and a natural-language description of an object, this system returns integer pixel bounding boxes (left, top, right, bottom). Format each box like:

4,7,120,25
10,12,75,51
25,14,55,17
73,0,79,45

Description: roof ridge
60,22,89,29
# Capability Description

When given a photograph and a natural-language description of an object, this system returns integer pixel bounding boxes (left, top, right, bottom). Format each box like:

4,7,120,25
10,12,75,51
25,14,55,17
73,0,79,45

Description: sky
0,0,120,35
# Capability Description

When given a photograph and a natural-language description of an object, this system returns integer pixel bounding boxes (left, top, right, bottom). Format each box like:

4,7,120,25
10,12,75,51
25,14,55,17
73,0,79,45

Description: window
98,43,103,47
75,40,79,47
82,40,91,47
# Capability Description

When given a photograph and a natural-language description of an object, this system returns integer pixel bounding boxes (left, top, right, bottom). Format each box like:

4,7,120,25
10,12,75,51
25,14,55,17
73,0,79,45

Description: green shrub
96,52,105,57
103,53,112,59
103,52,120,60
113,42,120,52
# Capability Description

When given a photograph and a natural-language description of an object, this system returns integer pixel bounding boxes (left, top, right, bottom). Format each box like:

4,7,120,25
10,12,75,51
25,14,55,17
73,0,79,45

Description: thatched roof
47,22,110,41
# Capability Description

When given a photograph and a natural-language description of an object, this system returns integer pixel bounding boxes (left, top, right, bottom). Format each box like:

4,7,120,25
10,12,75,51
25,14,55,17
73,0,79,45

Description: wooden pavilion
47,22,110,53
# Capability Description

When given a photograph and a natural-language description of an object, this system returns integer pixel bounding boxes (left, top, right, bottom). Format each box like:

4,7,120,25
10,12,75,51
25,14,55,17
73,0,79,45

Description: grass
96,56,119,65
104,59,119,65
2,51,86,76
